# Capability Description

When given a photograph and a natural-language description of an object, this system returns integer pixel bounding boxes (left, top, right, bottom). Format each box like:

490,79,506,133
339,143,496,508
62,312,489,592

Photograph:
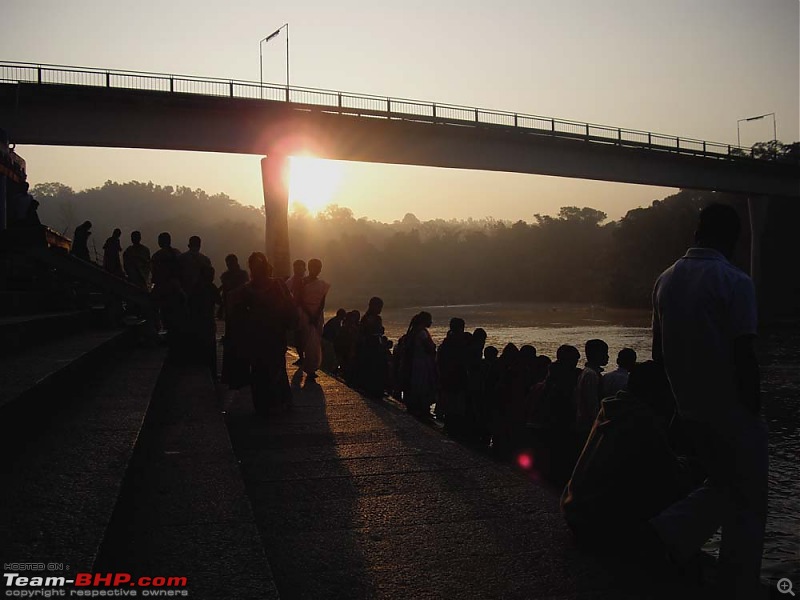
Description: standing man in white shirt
602,348,637,397
649,203,766,599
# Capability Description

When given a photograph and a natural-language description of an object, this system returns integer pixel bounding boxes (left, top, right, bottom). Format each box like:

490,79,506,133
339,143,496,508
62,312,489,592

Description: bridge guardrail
0,61,792,164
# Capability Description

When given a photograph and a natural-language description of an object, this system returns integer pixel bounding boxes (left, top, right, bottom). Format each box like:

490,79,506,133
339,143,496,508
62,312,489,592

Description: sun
289,156,344,215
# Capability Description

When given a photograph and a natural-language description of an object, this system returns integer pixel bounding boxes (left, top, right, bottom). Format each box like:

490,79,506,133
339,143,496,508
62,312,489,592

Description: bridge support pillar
0,128,7,231
260,155,291,279
747,196,769,311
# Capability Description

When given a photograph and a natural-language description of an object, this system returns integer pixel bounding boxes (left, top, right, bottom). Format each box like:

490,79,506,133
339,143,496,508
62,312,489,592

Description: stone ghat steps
0,317,280,599
94,363,280,600
0,309,95,356
0,323,131,410
0,340,166,573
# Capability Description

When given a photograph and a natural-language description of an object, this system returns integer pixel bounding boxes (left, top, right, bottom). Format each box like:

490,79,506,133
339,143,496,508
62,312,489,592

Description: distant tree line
32,179,796,316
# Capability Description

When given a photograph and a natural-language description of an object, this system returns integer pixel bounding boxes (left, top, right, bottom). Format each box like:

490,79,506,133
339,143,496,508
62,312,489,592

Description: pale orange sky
3,0,798,222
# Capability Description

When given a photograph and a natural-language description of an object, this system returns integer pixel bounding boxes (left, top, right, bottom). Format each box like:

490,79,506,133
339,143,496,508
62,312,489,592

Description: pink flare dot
517,453,533,470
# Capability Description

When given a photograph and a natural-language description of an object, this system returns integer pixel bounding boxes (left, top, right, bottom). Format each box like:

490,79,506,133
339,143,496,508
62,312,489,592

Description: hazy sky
2,0,798,222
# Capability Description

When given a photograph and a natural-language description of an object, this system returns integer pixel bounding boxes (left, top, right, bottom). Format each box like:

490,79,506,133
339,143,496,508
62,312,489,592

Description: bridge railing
0,61,789,164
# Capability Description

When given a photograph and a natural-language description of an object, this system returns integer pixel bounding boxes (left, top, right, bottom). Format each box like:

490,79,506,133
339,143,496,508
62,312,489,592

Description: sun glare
289,156,344,215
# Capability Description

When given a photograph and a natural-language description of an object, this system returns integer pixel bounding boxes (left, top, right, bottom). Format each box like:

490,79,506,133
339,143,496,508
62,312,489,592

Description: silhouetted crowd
71,203,767,597
69,225,332,415
320,307,661,481
313,204,769,598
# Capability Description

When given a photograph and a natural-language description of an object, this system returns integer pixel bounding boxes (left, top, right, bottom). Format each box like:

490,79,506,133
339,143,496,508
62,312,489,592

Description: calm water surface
370,302,799,582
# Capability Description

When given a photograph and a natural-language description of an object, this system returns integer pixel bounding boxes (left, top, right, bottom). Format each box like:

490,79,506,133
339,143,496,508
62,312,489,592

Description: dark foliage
32,180,754,309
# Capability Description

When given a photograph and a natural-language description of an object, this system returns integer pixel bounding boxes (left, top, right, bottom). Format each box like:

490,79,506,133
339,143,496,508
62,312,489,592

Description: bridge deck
223,358,710,599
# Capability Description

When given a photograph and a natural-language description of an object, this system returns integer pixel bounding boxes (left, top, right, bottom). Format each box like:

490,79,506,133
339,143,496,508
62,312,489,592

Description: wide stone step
0,310,93,355
0,343,166,574
94,364,279,600
222,359,717,600
0,326,130,409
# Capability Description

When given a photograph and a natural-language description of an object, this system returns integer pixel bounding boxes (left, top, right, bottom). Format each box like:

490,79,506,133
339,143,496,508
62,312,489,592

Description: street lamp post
737,112,777,148
259,23,289,101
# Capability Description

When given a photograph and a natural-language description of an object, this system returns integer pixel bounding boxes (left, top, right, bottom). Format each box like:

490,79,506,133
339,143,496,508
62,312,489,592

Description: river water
373,302,799,582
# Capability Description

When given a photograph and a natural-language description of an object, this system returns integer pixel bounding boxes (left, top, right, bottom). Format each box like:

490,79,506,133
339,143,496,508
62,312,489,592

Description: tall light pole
259,23,289,101
737,112,777,147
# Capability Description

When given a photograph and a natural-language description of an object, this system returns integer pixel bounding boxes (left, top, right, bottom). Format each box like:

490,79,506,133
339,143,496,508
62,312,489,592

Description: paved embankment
224,360,710,599
95,363,279,600
0,344,165,572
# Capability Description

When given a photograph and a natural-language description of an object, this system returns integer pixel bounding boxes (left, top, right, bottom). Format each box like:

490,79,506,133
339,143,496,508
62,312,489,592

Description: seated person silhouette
560,361,697,550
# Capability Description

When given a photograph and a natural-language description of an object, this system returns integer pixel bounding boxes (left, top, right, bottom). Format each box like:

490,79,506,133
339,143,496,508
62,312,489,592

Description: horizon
29,175,687,226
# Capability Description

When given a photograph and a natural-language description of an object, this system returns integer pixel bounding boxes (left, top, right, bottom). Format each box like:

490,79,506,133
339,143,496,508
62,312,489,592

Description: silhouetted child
323,308,347,342
321,308,346,374
285,259,307,366
335,310,360,383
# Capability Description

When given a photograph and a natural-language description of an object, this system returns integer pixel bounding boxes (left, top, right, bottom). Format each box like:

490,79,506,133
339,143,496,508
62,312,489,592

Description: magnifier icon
778,578,795,596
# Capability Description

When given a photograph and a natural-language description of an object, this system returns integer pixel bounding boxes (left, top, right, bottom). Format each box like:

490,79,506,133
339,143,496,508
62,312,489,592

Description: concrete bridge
1,61,798,280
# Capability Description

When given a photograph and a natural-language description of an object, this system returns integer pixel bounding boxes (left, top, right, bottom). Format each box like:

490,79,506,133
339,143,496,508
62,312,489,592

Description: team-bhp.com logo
4,572,188,597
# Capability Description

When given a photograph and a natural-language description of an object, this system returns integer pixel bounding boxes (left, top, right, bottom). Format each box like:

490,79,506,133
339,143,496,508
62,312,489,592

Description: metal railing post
432,103,437,119
648,132,652,147
387,98,391,113
551,118,555,132
337,92,342,108
703,141,706,154
106,72,110,87
37,67,42,84
514,114,518,127
676,138,680,151
285,87,289,102
617,128,622,143
585,123,589,139
169,77,174,92
475,108,479,123
230,81,234,97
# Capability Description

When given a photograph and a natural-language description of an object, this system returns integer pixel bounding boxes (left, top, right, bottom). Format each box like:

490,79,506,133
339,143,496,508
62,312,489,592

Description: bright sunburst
289,156,344,215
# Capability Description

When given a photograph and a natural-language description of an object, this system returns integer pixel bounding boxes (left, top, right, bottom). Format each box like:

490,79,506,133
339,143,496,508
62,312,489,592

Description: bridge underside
1,83,798,198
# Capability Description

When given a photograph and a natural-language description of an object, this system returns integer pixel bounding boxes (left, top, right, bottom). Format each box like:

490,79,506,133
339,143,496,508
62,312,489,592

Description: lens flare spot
517,453,534,470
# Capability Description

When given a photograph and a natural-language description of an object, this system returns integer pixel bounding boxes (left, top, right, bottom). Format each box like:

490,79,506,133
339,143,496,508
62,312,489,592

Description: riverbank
323,302,799,584
223,355,718,599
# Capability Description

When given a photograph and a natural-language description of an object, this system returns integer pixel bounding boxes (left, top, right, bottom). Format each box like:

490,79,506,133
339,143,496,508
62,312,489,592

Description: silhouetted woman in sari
356,296,388,398
233,252,296,416
399,311,437,418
